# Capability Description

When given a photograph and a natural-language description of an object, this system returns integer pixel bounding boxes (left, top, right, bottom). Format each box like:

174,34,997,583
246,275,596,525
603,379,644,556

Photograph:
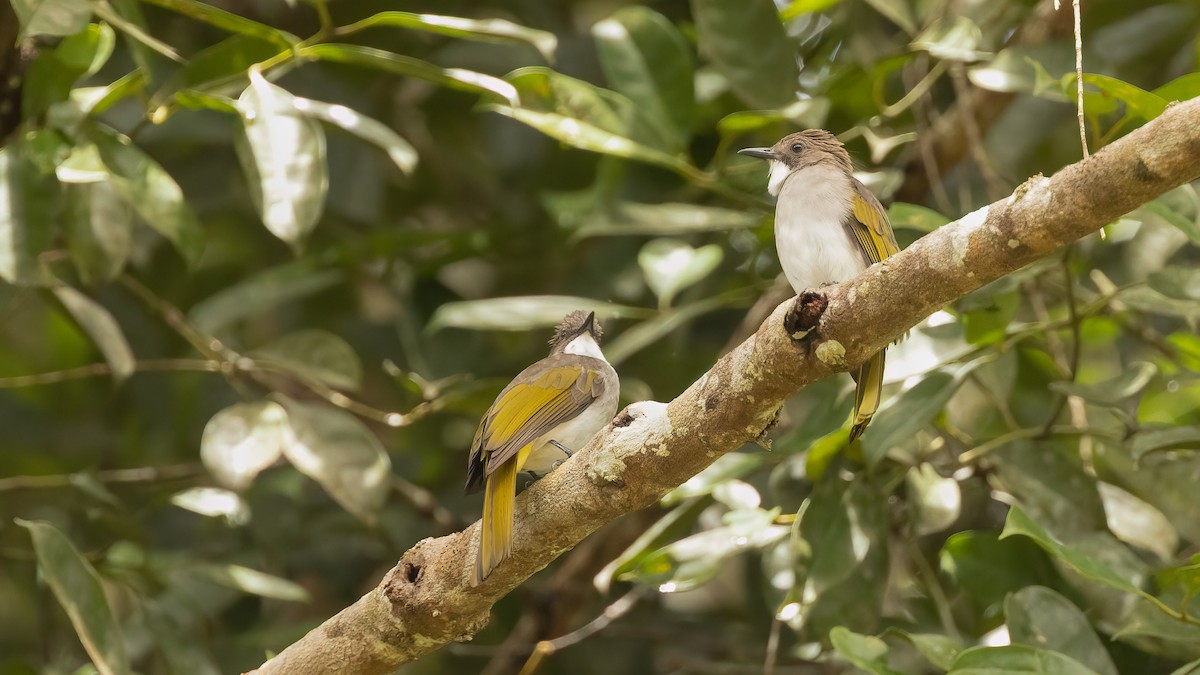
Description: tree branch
250,96,1200,675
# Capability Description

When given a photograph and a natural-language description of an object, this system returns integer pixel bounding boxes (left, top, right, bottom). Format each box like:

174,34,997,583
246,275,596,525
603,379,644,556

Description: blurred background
2,0,1200,673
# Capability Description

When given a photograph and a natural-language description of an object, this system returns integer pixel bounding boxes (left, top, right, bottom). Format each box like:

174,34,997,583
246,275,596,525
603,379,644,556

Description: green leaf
1169,659,1200,675
594,499,708,594
1098,482,1178,561
663,453,762,505
64,180,132,284
906,463,960,536
1140,199,1200,246
1116,286,1200,322
571,202,760,239
1001,505,1180,619
0,141,59,286
638,239,723,309
139,0,295,47
292,96,416,175
949,644,1100,674
604,291,749,365
336,11,556,62
188,261,341,334
299,44,519,104
24,23,116,120
170,487,250,525
1005,586,1118,675
1049,362,1157,408
988,441,1107,536
781,0,843,21
887,202,950,232
912,16,985,62
276,396,392,523
716,98,831,135
1080,74,1168,121
593,6,694,151
12,0,91,38
830,627,902,675
193,563,310,602
53,284,136,384
1130,425,1200,460
91,0,183,64
427,295,651,332
862,0,917,34
860,360,984,465
1150,266,1200,302
1114,595,1200,661
690,0,798,108
1155,73,1200,103
151,34,279,105
885,629,962,670
16,519,130,675
200,401,288,490
86,124,205,267
939,530,1055,609
250,329,363,391
235,70,328,247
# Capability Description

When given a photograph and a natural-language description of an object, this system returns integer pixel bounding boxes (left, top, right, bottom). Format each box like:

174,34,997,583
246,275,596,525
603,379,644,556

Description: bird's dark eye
790,142,804,153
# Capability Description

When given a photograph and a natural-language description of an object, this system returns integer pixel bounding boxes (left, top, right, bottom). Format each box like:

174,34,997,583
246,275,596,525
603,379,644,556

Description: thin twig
391,476,463,533
950,63,1006,201
516,588,645,675
0,359,221,388
0,463,203,491
1072,0,1088,160
764,616,783,675
958,424,1121,463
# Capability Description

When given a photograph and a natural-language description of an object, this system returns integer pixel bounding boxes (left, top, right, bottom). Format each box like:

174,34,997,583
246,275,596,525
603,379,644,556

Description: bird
464,310,619,585
738,129,900,442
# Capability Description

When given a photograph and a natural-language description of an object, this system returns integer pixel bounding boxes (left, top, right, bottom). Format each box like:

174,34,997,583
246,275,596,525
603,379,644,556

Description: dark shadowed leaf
1149,266,1200,301
337,11,556,62
830,627,902,675
299,44,519,104
140,0,295,46
276,397,391,523
593,6,694,151
690,0,797,109
940,530,1055,609
86,123,205,266
428,295,651,332
605,291,750,365
1130,425,1200,460
64,180,132,284
888,202,951,232
200,401,288,490
53,285,136,384
188,261,341,334
16,519,130,675
0,142,58,286
717,98,831,135
1005,586,1118,675
1170,659,1200,675
12,0,91,38
23,22,115,119
886,629,962,670
1049,361,1157,408
862,0,917,34
861,360,985,465
251,330,363,391
949,644,1099,674
988,441,1106,536
236,70,328,247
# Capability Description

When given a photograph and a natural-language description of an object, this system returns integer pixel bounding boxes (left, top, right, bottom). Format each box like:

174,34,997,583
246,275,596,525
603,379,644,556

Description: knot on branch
784,291,828,340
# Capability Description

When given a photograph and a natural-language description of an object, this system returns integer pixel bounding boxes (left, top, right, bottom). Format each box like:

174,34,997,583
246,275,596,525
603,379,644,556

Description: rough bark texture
252,96,1200,674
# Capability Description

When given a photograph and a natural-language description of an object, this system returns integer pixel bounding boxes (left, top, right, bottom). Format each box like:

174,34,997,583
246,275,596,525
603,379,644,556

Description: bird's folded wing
477,363,606,473
846,181,901,265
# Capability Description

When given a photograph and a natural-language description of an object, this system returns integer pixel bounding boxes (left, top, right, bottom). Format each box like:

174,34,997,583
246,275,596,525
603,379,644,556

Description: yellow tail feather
849,350,886,443
473,446,529,586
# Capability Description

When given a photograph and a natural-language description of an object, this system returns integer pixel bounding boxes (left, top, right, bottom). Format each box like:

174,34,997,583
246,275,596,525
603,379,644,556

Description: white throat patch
767,160,793,196
564,333,605,360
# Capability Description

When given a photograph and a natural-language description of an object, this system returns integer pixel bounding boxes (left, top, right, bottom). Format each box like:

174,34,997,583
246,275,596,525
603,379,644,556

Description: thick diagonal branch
252,96,1200,675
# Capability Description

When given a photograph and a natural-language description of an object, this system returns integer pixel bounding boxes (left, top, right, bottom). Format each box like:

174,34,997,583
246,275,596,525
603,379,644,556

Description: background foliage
2,0,1200,673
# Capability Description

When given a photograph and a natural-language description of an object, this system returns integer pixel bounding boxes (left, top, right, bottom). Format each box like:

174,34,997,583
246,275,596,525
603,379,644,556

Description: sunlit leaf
250,329,363,391
0,141,59,286
86,123,205,267
188,261,341,334
711,479,761,511
427,295,651,333
781,0,843,21
690,0,798,109
91,0,182,64
140,0,295,47
170,487,251,525
65,181,132,284
292,97,417,175
1005,586,1118,675
337,11,556,62
200,401,288,490
571,202,760,239
885,629,962,670
1079,74,1168,121
12,0,91,38
906,463,960,536
948,644,1100,674
16,519,130,675
1049,362,1157,408
53,284,136,384
1098,482,1178,561
595,499,707,594
830,627,902,675
663,453,762,504
1140,198,1200,246
638,239,723,309
194,563,310,602
888,202,950,232
276,396,391,523
593,6,694,151
299,44,519,104
24,23,116,120
606,291,752,366
1149,266,1200,302
236,70,328,247
717,98,831,135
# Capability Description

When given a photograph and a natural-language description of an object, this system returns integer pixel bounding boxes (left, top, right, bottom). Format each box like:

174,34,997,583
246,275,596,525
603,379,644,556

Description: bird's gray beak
738,147,777,161
584,311,596,331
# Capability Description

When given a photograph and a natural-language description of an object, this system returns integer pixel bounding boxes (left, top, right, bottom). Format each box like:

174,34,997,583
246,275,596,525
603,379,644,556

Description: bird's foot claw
784,291,829,342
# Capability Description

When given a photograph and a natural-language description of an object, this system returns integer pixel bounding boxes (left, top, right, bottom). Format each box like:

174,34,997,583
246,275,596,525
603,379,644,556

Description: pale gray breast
774,165,866,291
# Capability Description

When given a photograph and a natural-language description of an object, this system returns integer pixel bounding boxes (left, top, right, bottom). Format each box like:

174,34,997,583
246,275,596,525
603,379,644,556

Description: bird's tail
849,350,886,443
473,448,525,586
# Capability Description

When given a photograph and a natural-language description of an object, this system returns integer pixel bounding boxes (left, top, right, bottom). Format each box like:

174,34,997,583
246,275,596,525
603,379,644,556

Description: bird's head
738,129,852,196
549,310,603,356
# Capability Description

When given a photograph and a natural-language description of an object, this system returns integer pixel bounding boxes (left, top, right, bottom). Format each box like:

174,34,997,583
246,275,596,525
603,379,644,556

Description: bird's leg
549,440,572,470
784,290,829,342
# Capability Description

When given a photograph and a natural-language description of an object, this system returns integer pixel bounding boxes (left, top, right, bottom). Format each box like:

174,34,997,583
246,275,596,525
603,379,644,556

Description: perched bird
739,130,900,442
465,310,618,585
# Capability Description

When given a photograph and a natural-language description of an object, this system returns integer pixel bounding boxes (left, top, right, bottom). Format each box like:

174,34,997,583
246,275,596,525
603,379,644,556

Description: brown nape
549,310,600,350
772,129,852,174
